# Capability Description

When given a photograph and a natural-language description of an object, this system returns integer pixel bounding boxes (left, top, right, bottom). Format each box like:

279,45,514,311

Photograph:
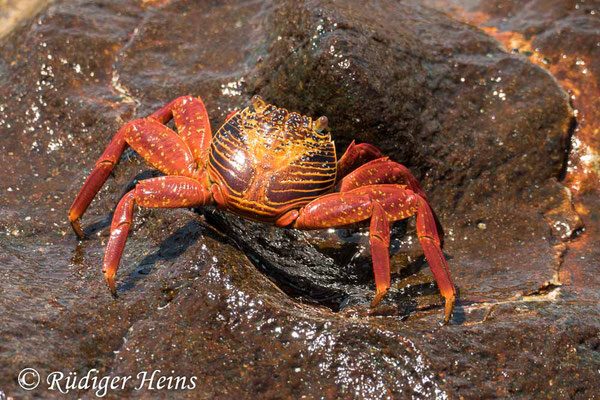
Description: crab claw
312,116,328,132
251,95,267,113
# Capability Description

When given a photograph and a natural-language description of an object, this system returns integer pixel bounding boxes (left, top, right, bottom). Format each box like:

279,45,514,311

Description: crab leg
149,96,212,164
69,120,197,237
293,184,456,323
338,157,444,239
369,202,392,307
336,140,383,179
103,176,212,295
122,119,199,177
68,126,128,238
338,157,426,198
68,96,212,238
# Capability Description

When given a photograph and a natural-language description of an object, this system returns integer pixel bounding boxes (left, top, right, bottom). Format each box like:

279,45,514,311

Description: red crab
68,95,456,323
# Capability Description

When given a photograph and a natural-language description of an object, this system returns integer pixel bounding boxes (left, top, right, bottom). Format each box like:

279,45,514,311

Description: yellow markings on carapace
206,102,343,218
269,184,335,194
267,194,333,206
286,170,335,178
278,176,336,185
209,143,230,161
215,130,243,150
207,165,243,196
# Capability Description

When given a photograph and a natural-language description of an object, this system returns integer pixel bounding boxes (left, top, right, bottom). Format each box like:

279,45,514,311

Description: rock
248,1,572,209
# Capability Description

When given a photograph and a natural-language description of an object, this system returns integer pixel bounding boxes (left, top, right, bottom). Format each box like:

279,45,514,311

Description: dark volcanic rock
0,0,598,399
248,1,572,209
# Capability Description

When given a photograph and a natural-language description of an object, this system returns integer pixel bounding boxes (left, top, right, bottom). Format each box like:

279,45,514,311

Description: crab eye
251,95,267,113
312,116,328,133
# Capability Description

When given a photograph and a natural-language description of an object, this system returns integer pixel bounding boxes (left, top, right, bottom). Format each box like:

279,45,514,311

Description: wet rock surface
0,0,598,399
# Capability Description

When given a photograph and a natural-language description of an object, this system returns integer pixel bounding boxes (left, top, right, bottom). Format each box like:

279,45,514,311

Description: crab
68,95,456,323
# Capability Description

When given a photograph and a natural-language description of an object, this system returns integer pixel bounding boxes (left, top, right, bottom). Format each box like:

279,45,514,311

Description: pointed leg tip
442,296,455,325
70,218,86,239
370,289,387,308
104,273,117,297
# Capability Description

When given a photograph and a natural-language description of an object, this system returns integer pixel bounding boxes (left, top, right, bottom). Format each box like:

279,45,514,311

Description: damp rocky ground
0,0,599,399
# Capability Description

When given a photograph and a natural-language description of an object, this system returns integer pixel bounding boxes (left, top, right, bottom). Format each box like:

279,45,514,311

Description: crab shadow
119,209,450,319
117,218,222,294
198,209,443,316
84,170,454,319
79,169,161,238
